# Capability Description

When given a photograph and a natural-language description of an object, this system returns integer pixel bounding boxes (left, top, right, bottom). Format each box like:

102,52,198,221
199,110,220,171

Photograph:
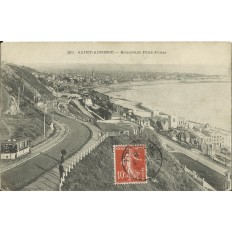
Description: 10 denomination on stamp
114,145,147,184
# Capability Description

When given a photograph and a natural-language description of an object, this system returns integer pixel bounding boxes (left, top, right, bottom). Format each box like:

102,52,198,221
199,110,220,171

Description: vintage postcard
0,42,231,191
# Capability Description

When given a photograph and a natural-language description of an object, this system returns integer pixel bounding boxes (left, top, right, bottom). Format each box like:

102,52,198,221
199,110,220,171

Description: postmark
114,144,147,184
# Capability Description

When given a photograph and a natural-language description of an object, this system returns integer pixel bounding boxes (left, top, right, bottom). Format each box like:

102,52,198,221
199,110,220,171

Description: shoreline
94,78,230,94
93,80,231,133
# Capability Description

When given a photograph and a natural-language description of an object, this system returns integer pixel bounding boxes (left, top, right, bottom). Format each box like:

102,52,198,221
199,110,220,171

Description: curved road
1,114,91,190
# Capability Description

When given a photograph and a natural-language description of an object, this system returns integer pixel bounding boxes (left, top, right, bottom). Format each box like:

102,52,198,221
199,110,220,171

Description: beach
95,79,231,132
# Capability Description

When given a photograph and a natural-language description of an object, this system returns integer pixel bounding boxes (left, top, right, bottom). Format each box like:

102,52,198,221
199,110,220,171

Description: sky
1,42,231,75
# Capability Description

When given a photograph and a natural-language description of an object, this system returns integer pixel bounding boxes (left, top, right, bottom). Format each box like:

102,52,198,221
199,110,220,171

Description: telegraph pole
18,87,20,113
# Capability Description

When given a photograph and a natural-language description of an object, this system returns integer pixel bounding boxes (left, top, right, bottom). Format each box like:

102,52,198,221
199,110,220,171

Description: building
159,114,169,119
113,79,118,84
201,129,231,152
127,109,133,115
83,97,93,107
111,112,121,120
206,143,216,158
137,117,151,128
177,117,186,128
122,112,127,119
219,131,231,151
162,120,170,131
199,142,216,158
133,109,152,118
192,131,215,157
186,121,194,129
168,114,178,128
153,109,160,116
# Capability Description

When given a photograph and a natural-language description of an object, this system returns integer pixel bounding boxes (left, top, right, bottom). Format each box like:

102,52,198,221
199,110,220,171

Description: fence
184,165,216,190
59,126,215,190
59,133,109,191
167,150,215,191
58,129,138,190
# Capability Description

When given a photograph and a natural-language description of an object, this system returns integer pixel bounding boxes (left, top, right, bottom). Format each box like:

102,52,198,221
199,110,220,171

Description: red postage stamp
114,145,147,184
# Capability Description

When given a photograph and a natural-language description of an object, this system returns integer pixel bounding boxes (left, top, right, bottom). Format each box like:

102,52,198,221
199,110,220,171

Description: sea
100,80,231,132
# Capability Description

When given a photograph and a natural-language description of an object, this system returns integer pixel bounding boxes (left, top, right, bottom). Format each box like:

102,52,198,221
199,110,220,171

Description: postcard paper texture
0,42,231,191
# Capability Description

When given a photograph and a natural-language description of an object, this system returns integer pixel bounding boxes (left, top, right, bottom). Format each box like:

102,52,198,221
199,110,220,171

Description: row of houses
190,124,231,153
89,90,152,129
87,91,232,161
151,109,231,162
111,111,151,129
152,112,192,131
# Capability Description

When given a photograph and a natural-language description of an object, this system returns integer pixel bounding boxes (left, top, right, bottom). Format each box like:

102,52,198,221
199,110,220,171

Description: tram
0,138,31,160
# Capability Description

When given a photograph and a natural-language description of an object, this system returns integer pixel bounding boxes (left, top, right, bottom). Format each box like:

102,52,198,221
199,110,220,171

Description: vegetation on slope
0,85,11,113
172,152,225,190
0,65,52,141
8,64,53,97
63,129,200,191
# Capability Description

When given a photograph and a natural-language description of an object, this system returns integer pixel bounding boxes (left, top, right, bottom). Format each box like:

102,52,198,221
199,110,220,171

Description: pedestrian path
23,120,101,191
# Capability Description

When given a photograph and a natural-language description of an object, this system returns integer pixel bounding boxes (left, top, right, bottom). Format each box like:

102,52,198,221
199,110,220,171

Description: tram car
0,138,31,160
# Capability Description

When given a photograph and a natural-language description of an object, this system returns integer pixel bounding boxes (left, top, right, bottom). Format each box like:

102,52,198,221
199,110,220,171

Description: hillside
0,120,11,140
0,85,11,114
8,64,53,97
63,129,200,191
0,64,53,142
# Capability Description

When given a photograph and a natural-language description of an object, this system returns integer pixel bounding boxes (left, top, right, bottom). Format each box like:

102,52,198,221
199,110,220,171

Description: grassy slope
0,121,11,140
0,85,10,113
63,129,200,191
1,98,53,141
1,65,52,141
97,121,139,133
0,86,11,140
8,64,53,97
172,152,225,190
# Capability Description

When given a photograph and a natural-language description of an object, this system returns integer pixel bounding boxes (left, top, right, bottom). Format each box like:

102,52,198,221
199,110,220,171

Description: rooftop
1,137,30,144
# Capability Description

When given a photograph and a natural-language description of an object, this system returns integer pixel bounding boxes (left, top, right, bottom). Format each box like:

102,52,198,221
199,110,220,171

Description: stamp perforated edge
113,144,148,185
